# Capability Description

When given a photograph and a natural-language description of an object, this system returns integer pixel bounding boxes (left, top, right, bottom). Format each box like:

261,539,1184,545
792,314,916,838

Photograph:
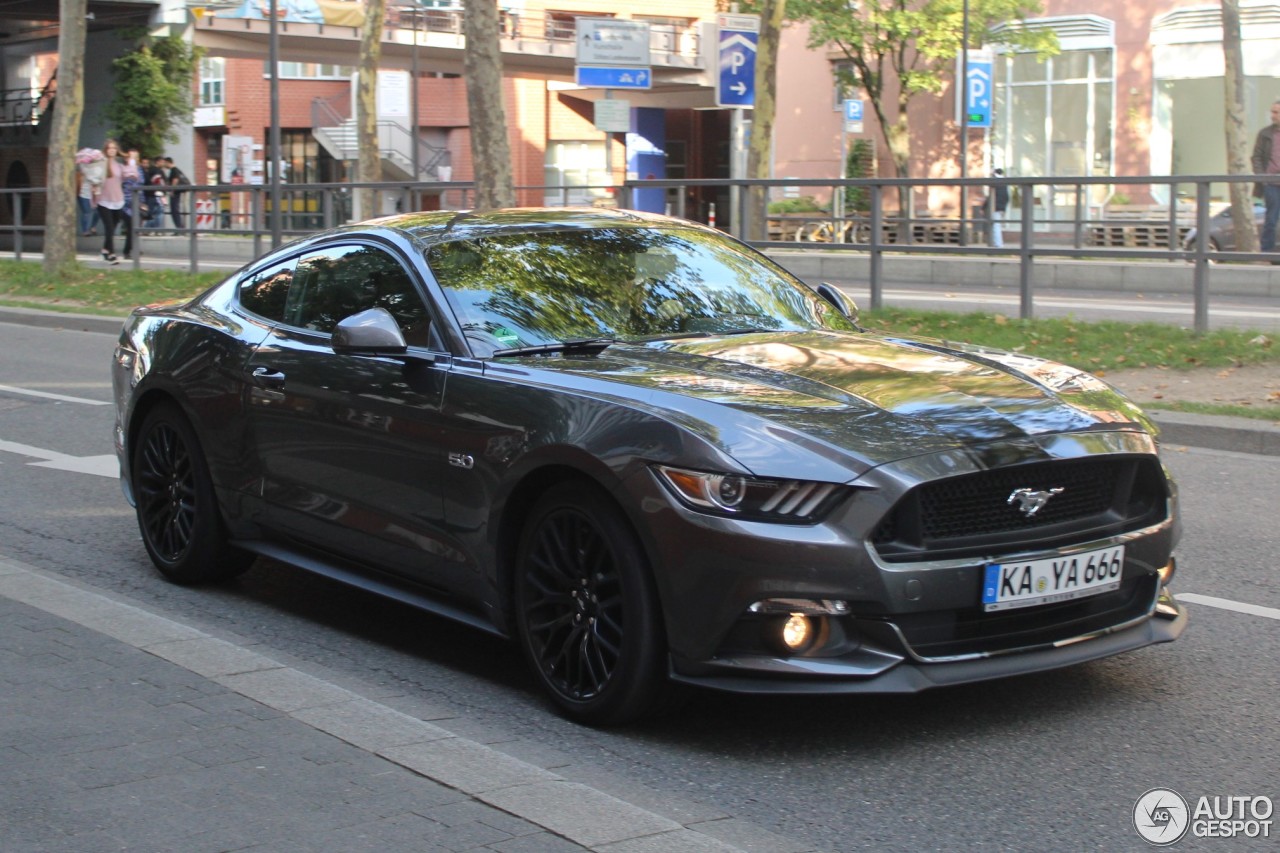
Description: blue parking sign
843,99,863,122
962,57,992,128
717,14,759,108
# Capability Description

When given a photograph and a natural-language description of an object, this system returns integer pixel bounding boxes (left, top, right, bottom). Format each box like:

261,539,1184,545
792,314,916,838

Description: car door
243,241,462,588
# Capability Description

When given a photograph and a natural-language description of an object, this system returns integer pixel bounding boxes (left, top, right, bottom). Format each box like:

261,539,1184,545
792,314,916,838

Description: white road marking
0,384,110,405
1177,593,1280,621
0,438,118,478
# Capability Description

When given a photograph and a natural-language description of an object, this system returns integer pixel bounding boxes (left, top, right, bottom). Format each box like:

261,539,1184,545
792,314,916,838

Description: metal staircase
0,69,56,145
311,94,450,182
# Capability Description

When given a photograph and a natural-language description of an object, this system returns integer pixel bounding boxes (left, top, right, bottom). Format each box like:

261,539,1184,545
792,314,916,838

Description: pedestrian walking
162,156,189,231
138,155,163,229
75,147,104,236
121,149,144,259
1252,100,1280,252
93,140,138,264
988,168,1010,249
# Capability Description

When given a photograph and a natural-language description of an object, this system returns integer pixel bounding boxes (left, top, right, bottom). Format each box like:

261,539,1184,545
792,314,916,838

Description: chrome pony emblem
1007,486,1064,518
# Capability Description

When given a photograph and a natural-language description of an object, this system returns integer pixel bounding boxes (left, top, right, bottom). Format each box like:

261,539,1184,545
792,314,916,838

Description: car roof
357,207,699,247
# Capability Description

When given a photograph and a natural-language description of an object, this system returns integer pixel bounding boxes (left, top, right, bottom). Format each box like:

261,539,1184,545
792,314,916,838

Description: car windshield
424,224,855,356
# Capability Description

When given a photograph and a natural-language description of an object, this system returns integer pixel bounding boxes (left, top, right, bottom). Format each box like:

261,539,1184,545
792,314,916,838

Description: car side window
282,245,435,347
237,260,295,323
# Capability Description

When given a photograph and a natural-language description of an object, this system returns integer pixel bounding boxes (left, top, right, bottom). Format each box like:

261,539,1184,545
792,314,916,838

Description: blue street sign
963,57,992,128
717,16,759,108
843,99,863,122
575,65,652,90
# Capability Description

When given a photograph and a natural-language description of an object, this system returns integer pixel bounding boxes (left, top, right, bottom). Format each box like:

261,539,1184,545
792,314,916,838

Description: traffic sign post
716,13,759,109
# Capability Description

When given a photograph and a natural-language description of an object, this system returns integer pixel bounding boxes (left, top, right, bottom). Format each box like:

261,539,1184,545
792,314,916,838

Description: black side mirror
815,282,863,329
332,307,408,356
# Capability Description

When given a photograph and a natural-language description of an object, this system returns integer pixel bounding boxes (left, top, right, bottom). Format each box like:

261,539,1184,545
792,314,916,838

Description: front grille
871,456,1168,562
875,574,1158,659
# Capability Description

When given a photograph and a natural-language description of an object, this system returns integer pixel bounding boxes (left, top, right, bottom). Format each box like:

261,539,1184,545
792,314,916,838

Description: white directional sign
716,13,759,108
593,98,631,133
577,18,651,67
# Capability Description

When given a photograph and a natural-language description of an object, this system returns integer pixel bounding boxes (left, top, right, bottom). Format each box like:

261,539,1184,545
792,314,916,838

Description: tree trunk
357,0,387,220
1222,0,1258,252
888,95,912,215
463,0,514,209
744,0,785,241
44,0,88,275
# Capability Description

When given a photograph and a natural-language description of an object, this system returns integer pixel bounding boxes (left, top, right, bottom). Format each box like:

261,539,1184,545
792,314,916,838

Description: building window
832,60,855,110
200,57,225,106
544,141,609,206
268,62,355,80
990,16,1115,215
993,48,1113,179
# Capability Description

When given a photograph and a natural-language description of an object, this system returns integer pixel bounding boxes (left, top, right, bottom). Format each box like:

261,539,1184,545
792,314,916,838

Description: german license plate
982,546,1124,612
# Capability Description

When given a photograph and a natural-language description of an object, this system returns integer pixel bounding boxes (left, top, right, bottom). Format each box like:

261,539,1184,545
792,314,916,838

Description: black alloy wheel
132,404,252,585
515,483,668,725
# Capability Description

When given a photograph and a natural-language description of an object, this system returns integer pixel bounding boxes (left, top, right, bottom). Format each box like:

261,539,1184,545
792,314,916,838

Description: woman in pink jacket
93,139,139,264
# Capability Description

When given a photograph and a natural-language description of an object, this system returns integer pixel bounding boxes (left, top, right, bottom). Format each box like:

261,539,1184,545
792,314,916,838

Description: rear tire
514,483,670,725
131,403,253,585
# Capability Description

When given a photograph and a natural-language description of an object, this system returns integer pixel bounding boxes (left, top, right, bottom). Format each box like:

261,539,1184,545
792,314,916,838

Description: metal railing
11,173,1280,332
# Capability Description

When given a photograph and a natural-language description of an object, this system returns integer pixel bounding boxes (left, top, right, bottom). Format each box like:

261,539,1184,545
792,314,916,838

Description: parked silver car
1183,202,1266,251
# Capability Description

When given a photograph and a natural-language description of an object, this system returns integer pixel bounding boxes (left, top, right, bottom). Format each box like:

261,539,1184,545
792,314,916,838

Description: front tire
132,403,253,585
514,483,669,725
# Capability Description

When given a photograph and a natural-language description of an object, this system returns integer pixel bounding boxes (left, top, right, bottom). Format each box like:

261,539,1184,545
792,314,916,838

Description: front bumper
669,589,1187,694
619,430,1185,695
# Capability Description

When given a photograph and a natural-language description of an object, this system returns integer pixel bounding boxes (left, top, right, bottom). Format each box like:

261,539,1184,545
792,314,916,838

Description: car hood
513,330,1155,474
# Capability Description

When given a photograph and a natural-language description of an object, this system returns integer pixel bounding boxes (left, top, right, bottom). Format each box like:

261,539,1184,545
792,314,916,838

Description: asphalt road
1,318,1277,851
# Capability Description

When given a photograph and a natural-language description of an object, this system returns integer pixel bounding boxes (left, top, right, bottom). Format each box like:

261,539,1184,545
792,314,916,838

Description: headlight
654,465,846,523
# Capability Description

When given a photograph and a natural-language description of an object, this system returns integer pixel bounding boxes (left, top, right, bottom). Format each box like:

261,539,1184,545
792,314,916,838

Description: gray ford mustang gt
112,208,1186,724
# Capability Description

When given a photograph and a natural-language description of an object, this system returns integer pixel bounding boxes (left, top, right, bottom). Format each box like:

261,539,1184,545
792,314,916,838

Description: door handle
249,365,287,389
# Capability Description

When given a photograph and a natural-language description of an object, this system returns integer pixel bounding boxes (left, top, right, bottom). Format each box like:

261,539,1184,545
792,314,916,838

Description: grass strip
1,262,1275,375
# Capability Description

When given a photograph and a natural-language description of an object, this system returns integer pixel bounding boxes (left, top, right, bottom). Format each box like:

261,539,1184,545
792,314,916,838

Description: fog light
781,613,814,653
1157,557,1177,585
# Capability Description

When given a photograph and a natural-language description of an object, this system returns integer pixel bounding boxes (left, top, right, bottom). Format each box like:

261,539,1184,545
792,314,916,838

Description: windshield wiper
491,338,617,357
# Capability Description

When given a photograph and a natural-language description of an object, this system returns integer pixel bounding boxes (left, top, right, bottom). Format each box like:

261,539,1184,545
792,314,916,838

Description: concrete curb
0,305,126,336
0,555,808,853
1150,410,1280,456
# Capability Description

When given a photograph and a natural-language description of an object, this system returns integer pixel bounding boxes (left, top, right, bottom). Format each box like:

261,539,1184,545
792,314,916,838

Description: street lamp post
959,0,970,245
409,5,419,180
411,4,420,208
269,0,282,246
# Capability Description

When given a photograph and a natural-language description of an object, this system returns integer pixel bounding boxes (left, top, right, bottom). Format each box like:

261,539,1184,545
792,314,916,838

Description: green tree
357,0,387,220
787,0,1056,182
744,0,786,241
463,0,514,208
1222,0,1258,253
45,0,88,275
105,33,200,156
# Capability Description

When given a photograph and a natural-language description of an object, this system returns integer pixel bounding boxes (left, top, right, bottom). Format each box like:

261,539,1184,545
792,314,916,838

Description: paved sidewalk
0,556,785,853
